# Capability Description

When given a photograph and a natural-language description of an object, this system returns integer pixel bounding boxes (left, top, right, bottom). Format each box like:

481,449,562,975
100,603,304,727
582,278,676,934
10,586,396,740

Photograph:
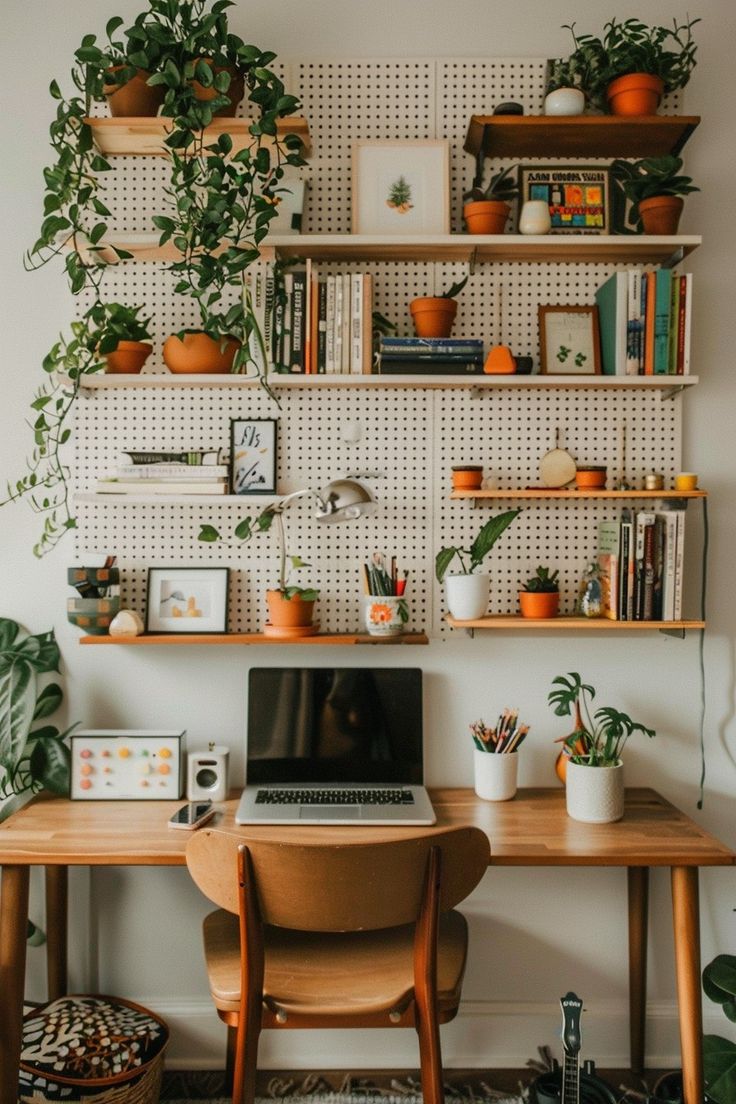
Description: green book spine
654,268,673,375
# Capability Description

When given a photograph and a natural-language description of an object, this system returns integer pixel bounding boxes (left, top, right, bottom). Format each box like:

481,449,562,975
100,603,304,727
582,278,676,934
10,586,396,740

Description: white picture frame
352,139,450,235
230,418,278,494
146,568,229,634
269,178,307,234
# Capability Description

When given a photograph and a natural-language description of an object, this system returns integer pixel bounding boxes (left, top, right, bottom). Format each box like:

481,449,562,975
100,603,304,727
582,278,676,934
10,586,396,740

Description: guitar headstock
560,992,583,1057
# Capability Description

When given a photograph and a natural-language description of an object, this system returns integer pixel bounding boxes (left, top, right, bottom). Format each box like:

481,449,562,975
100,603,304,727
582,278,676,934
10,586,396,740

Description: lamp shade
315,479,377,524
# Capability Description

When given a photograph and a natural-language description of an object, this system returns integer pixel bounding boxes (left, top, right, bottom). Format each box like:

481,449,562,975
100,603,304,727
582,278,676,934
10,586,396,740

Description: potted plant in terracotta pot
543,58,586,116
519,566,560,619
163,329,241,374
611,155,699,235
563,17,700,115
435,510,520,621
463,165,519,235
98,303,153,374
548,671,655,823
74,14,171,117
409,274,469,340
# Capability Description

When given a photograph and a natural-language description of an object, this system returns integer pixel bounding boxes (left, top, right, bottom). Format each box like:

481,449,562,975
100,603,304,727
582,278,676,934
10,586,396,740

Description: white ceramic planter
519,200,552,235
445,573,489,620
566,760,624,823
364,595,406,637
474,749,518,801
544,87,585,116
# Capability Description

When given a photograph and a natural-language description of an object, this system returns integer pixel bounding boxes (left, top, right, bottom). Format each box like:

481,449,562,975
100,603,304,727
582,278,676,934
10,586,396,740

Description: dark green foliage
435,510,520,582
464,163,519,204
522,566,559,593
548,671,655,766
703,954,736,1104
611,156,699,230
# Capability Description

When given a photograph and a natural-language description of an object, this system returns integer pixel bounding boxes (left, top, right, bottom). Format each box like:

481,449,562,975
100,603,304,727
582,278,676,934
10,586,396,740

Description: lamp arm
274,488,315,511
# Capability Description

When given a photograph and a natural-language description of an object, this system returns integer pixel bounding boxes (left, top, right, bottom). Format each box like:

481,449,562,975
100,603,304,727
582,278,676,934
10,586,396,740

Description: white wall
2,0,735,1071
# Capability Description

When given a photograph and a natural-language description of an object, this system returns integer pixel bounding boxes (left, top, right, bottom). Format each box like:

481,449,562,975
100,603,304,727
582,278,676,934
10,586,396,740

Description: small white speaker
187,746,229,802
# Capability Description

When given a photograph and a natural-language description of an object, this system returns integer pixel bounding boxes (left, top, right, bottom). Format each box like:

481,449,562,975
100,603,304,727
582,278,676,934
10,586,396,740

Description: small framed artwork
269,178,307,234
519,165,610,234
146,567,229,634
352,139,450,235
539,306,602,375
230,418,277,495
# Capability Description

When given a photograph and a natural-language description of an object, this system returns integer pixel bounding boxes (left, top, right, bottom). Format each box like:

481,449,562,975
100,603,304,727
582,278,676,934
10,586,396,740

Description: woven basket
19,994,168,1104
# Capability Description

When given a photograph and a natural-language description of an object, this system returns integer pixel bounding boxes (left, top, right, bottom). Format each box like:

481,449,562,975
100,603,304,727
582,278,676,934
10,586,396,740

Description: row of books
376,337,484,375
597,508,687,621
96,449,228,496
247,263,373,375
595,267,693,376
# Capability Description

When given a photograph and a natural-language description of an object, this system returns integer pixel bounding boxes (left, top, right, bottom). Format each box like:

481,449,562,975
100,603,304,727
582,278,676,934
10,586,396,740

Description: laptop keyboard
255,788,415,806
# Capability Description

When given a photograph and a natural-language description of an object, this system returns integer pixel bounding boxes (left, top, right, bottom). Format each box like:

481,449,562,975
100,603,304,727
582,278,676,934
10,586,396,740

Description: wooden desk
1,787,733,1104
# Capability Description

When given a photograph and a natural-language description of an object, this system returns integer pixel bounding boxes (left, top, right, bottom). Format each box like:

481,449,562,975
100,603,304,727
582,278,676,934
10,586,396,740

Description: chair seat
203,908,469,1017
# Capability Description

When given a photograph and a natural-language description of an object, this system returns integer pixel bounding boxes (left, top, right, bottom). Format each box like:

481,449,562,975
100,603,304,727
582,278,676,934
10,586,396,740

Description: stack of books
96,449,227,496
376,337,485,375
247,262,373,375
597,507,687,621
595,267,693,376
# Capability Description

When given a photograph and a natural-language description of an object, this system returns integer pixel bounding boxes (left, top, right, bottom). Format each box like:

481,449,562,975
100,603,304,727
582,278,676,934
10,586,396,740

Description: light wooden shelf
76,493,271,506
464,114,701,160
86,116,311,157
79,632,428,646
74,372,699,391
450,488,707,500
89,230,700,266
446,615,704,632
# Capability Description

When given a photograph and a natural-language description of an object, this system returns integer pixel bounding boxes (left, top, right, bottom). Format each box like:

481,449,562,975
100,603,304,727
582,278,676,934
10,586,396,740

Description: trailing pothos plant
8,0,304,555
548,671,655,767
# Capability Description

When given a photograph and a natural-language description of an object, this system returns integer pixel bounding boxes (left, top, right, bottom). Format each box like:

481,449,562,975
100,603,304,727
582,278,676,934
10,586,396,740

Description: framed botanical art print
539,305,602,375
230,418,277,495
145,567,229,634
352,140,450,234
520,165,610,234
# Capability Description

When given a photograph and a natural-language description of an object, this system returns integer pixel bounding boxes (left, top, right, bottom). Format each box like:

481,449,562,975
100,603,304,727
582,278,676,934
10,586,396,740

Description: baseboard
153,997,719,1070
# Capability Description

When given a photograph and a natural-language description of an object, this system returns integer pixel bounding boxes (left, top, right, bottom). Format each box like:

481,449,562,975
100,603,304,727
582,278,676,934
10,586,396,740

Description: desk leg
671,866,703,1104
45,866,68,1000
628,866,649,1075
0,864,30,1104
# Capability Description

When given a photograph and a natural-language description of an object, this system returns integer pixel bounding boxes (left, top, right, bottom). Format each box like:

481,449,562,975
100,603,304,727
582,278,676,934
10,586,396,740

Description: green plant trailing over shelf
611,155,699,231
548,671,655,767
199,509,319,602
464,164,519,204
562,17,700,111
522,566,559,593
435,510,520,582
9,0,304,556
97,303,153,351
703,953,736,1103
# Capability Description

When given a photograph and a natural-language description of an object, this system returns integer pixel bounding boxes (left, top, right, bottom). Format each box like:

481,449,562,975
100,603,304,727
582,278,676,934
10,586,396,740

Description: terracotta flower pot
606,73,663,116
104,340,153,375
519,591,559,619
190,61,245,117
264,590,317,639
410,297,457,339
162,332,240,375
463,200,510,235
575,465,607,490
103,68,165,117
451,466,483,491
638,195,684,235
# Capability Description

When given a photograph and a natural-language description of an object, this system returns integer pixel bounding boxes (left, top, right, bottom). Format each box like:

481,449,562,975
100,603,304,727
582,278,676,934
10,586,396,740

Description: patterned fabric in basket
19,995,168,1102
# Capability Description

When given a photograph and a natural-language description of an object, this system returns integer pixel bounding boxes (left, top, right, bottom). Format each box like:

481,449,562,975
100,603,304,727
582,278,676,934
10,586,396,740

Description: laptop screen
247,668,423,784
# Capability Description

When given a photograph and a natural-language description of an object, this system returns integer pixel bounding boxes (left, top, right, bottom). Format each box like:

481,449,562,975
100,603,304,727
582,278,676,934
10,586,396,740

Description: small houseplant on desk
436,510,520,621
611,155,699,236
548,671,655,823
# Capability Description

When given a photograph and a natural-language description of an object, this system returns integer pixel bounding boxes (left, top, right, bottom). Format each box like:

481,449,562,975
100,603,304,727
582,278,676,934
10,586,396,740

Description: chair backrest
186,825,489,932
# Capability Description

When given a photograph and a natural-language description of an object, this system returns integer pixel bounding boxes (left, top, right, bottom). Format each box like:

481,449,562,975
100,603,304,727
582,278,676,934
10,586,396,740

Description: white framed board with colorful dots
70,731,186,800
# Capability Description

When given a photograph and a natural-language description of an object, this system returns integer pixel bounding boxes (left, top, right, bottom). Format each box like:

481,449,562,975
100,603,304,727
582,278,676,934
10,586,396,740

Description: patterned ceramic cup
364,596,408,637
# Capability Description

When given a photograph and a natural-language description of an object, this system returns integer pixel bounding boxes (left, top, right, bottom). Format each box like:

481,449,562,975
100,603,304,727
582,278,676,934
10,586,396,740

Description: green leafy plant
74,12,173,101
548,671,655,766
703,954,736,1103
611,155,699,229
545,56,588,95
464,164,519,204
563,17,700,111
199,506,319,601
97,303,153,352
522,566,559,593
435,510,520,582
440,273,470,300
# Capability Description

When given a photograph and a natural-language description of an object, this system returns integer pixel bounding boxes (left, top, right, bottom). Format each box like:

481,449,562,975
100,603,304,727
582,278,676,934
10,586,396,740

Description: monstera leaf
0,658,37,774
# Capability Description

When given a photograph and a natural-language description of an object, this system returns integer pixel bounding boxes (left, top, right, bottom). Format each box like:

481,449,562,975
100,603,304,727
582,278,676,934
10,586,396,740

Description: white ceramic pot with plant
548,672,655,824
544,58,586,116
436,509,520,621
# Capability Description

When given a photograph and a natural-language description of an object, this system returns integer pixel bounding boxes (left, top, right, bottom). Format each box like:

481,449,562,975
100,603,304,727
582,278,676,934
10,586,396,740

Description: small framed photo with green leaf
538,305,601,375
351,139,450,234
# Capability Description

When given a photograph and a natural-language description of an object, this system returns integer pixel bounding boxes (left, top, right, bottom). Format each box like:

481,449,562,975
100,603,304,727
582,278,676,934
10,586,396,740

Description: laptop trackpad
300,806,358,819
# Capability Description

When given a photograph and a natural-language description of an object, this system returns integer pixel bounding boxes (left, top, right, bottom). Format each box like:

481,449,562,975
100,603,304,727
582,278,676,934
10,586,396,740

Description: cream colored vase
445,573,489,620
474,749,518,801
566,760,624,823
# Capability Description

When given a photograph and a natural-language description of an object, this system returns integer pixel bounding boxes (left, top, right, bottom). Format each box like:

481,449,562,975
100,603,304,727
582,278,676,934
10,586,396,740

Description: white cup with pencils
470,712,528,801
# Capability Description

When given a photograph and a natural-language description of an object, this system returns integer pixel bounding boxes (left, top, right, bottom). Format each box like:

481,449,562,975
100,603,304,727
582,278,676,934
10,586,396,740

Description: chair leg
231,1012,261,1104
415,1005,445,1104
224,1025,237,1094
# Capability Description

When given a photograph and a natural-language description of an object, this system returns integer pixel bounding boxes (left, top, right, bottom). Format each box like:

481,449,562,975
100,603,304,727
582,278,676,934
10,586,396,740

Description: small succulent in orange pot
410,274,469,339
463,164,519,235
519,565,560,619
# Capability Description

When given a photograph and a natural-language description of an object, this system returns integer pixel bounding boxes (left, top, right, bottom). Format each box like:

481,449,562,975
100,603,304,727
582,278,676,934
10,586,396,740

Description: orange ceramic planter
104,68,165,117
606,73,663,116
104,341,153,375
463,200,511,235
264,590,316,638
452,466,483,490
410,297,457,339
163,332,240,375
575,466,607,490
638,195,684,235
519,591,560,619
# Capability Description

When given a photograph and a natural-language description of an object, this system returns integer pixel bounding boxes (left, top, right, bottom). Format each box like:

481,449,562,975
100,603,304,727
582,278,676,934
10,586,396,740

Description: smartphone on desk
168,801,215,830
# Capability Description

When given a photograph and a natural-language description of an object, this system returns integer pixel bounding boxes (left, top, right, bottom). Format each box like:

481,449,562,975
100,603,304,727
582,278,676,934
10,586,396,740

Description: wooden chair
186,826,490,1104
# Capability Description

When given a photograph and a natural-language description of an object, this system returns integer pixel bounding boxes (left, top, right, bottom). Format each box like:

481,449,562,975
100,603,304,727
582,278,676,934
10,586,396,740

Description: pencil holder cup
364,596,407,637
473,749,518,801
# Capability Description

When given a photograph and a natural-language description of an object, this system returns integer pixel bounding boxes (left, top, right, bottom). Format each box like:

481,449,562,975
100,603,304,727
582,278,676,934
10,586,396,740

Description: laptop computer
235,667,436,825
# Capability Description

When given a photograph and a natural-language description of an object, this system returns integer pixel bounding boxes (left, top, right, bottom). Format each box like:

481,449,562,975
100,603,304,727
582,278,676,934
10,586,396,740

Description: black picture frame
230,418,278,495
145,567,230,634
519,165,611,234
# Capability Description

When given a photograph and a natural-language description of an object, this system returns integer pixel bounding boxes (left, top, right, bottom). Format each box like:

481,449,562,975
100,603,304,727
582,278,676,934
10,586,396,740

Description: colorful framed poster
520,165,610,234
539,305,602,375
145,567,229,634
230,418,277,495
352,140,450,235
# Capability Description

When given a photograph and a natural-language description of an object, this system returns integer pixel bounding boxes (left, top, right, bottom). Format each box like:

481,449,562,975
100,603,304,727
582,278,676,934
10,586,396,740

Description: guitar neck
562,1049,580,1104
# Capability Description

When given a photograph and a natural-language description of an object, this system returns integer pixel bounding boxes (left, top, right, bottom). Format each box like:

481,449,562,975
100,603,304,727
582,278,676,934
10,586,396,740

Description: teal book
654,268,673,374
594,271,627,375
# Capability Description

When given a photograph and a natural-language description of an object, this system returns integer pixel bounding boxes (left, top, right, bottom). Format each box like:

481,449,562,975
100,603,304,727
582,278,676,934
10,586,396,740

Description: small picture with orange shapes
159,584,211,619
